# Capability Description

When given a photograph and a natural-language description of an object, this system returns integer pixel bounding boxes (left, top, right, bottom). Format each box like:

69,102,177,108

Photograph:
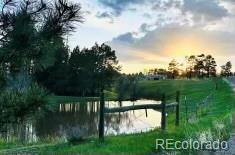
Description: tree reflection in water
0,100,161,143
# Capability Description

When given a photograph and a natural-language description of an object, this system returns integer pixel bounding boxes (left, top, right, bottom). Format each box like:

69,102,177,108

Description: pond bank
0,78,234,154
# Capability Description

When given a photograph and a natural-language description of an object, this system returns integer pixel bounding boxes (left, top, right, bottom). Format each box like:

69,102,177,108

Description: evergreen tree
221,61,232,77
168,59,179,79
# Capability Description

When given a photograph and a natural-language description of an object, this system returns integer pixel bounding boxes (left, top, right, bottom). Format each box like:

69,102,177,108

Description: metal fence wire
181,90,215,123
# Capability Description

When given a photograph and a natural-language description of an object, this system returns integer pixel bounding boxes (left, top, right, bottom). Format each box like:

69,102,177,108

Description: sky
68,0,235,73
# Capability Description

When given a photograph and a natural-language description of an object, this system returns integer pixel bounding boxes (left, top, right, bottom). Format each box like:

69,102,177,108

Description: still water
0,100,161,142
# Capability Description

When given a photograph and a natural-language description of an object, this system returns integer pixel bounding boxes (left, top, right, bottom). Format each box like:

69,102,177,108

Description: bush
0,83,50,124
115,75,141,101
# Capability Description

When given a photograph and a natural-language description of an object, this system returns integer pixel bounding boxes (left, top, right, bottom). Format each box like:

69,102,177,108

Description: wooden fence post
161,94,166,130
145,109,148,117
99,89,105,141
176,91,180,126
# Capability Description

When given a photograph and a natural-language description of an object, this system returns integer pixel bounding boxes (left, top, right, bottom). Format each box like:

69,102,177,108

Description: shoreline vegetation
0,78,234,154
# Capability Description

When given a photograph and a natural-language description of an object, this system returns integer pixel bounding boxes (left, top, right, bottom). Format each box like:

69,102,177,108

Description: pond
0,100,162,143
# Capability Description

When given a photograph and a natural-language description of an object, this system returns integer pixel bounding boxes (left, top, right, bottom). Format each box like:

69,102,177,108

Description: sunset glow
163,38,203,57
68,0,235,73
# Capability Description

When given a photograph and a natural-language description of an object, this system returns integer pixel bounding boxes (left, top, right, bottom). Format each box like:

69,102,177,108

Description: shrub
0,83,50,124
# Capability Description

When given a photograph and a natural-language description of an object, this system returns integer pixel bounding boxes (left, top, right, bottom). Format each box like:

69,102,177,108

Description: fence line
182,90,215,123
99,91,180,141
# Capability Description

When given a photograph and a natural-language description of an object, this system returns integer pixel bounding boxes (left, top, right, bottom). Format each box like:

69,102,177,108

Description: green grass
48,95,99,104
48,90,117,104
137,79,216,101
0,78,234,154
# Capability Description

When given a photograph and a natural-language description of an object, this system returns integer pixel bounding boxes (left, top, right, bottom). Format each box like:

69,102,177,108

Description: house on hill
146,74,167,80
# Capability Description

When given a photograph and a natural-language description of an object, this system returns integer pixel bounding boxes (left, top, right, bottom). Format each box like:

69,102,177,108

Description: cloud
222,0,235,4
182,0,229,22
96,11,114,23
98,0,180,16
152,0,182,11
140,23,150,33
109,24,235,73
96,0,229,28
139,23,158,33
112,32,136,44
143,13,152,19
97,0,149,16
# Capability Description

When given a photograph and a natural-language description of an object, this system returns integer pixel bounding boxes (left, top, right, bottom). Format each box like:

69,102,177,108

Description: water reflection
0,100,161,142
0,120,37,143
105,100,162,135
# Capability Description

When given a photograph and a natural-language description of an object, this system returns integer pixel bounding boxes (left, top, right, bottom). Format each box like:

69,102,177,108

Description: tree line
0,0,120,128
147,54,233,79
36,44,120,96
0,0,120,97
114,54,233,101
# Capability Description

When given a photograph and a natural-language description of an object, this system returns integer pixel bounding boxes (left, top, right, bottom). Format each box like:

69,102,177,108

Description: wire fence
181,90,215,124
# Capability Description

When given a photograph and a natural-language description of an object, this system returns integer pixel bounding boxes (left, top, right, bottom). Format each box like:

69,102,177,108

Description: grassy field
0,78,234,154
